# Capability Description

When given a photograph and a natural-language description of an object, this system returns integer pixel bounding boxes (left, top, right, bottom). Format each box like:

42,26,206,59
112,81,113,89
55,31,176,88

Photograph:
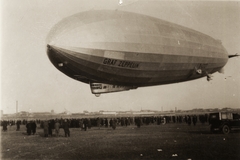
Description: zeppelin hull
47,45,227,86
46,10,229,93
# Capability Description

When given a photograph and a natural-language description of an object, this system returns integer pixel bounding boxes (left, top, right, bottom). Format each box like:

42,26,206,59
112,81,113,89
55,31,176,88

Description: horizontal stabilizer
90,82,137,94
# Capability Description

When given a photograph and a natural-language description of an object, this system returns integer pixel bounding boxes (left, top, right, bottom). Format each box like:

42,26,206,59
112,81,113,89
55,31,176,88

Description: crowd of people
1,114,209,136
26,121,37,135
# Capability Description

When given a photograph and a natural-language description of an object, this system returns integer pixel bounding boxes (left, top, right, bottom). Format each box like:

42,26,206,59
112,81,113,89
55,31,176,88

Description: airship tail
218,53,238,74
228,53,239,58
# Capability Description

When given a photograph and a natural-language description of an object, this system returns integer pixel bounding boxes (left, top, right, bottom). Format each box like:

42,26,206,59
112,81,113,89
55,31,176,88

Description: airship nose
46,44,51,58
46,44,64,68
46,44,54,62
46,43,90,84
46,44,51,54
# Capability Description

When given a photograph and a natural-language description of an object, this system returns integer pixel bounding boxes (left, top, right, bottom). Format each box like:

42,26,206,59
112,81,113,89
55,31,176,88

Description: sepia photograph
1,0,240,159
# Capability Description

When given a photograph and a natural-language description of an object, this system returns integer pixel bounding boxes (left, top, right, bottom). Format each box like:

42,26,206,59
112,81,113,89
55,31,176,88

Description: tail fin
228,53,239,58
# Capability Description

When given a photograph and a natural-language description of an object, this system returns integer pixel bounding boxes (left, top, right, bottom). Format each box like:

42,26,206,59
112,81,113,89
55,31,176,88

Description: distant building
51,110,54,114
83,110,89,113
17,111,29,117
72,113,85,116
102,111,117,115
59,111,72,115
133,111,155,115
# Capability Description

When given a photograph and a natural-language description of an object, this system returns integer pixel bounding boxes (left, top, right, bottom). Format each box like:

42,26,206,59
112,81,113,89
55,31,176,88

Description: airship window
58,63,63,67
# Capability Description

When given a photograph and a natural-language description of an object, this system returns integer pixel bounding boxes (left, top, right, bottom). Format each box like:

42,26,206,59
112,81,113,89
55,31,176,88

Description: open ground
1,123,240,160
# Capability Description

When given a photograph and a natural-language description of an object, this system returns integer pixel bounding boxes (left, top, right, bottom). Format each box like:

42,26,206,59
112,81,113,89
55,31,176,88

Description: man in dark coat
43,120,49,137
83,119,88,131
54,120,60,137
193,115,197,126
88,118,92,129
187,116,192,126
31,121,37,135
97,118,101,129
136,117,141,128
48,120,52,136
16,120,21,131
26,121,32,135
112,119,116,130
105,118,108,128
63,119,70,137
2,120,7,131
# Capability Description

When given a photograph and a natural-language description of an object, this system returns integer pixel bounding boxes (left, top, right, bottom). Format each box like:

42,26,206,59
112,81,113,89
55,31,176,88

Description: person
187,116,192,126
97,118,101,129
43,120,49,137
63,119,70,137
2,120,7,131
124,118,127,126
54,120,60,137
110,119,113,127
48,120,52,136
105,118,108,128
31,121,37,135
121,118,125,126
79,119,83,130
112,119,116,130
193,115,197,126
16,120,21,131
26,121,32,135
88,118,92,129
136,117,141,128
83,119,88,131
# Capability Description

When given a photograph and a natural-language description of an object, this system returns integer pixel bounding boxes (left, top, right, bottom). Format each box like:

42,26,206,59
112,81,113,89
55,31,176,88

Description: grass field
1,123,240,160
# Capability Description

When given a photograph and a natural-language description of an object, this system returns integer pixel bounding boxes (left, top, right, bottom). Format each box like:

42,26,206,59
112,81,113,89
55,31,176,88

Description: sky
1,0,240,114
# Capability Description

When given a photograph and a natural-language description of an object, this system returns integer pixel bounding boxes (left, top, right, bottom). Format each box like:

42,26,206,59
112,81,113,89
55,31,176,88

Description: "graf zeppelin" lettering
103,58,139,68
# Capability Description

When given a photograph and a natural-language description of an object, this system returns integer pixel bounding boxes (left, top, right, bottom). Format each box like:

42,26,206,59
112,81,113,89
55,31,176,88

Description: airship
46,10,238,97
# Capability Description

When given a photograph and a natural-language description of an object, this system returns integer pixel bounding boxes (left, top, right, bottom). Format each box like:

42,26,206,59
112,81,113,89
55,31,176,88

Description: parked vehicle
209,112,240,134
